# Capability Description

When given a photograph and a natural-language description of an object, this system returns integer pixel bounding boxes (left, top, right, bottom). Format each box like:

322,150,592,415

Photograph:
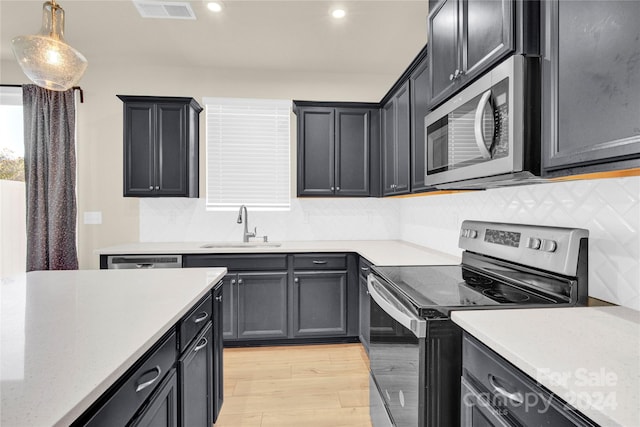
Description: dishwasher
106,255,183,269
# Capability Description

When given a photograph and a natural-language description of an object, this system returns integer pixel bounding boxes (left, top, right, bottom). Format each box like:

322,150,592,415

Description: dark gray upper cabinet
382,81,411,196
294,103,375,197
409,50,432,193
118,95,202,198
541,0,640,176
428,0,515,108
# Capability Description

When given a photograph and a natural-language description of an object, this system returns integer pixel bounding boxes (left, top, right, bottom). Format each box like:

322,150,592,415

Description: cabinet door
293,271,347,337
543,0,640,174
335,109,370,196
237,272,288,339
381,99,397,195
124,102,155,196
297,108,335,196
155,103,188,196
222,274,237,340
358,274,370,352
394,82,411,194
429,0,460,105
461,0,513,79
410,55,431,193
212,285,224,422
179,322,213,427
129,369,178,427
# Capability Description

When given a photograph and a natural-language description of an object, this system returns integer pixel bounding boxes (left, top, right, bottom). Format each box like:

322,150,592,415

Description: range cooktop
371,264,567,318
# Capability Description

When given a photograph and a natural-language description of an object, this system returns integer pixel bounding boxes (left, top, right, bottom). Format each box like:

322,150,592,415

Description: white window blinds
204,97,291,211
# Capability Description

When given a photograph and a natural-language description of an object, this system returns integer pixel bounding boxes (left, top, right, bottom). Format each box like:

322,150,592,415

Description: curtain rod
0,84,84,103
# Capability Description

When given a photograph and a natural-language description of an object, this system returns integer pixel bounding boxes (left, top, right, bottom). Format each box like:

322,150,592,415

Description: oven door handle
368,275,426,338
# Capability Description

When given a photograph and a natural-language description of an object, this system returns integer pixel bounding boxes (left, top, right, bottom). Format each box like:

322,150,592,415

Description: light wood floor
214,343,372,427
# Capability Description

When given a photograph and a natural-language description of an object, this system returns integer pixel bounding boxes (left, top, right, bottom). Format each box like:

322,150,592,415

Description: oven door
425,54,525,187
368,275,426,427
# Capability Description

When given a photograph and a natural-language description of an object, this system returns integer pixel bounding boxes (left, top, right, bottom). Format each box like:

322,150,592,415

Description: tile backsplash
140,176,640,310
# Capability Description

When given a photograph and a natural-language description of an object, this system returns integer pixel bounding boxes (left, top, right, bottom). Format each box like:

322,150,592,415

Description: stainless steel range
368,220,588,427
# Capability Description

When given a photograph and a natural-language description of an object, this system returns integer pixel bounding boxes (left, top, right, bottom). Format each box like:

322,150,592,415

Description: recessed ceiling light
331,8,346,19
207,1,223,12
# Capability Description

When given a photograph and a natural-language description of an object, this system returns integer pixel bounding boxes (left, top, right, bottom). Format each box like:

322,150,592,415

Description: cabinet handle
488,374,524,405
193,312,209,323
361,267,369,272
155,186,159,190
336,186,340,191
135,365,162,393
330,186,335,191
449,73,455,81
215,295,222,302
238,279,243,285
312,260,328,265
194,338,208,353
148,186,153,190
294,277,299,283
231,279,236,285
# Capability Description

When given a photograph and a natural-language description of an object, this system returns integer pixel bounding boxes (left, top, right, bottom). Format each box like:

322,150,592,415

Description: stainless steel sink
199,242,282,248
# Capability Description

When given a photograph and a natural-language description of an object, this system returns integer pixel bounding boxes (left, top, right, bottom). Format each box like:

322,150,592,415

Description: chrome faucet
236,205,256,242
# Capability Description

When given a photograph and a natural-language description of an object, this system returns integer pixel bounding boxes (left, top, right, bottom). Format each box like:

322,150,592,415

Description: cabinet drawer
462,334,595,426
183,254,287,270
83,330,177,427
179,293,212,353
293,254,347,270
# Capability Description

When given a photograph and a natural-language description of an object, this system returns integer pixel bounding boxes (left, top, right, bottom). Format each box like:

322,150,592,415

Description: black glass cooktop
371,265,560,316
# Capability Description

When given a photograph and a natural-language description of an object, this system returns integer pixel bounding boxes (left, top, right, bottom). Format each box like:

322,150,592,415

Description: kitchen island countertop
0,267,226,427
452,306,640,427
95,239,462,266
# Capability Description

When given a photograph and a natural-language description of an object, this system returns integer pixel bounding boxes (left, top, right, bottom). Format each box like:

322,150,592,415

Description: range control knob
468,229,478,239
540,239,558,252
526,237,542,250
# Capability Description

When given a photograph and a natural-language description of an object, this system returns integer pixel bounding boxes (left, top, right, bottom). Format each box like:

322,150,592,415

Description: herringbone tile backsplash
141,176,640,310
400,177,640,310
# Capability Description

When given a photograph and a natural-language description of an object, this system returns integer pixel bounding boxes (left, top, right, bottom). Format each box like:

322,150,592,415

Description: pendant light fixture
11,0,87,91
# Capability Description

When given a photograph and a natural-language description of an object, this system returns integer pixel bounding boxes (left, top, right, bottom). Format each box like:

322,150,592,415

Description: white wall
140,197,400,242
140,176,640,311
0,180,26,276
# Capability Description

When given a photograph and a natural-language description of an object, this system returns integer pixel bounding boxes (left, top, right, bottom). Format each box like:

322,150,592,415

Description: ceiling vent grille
133,1,196,20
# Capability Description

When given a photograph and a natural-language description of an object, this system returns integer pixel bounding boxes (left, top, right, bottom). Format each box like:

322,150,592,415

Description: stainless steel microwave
424,55,542,189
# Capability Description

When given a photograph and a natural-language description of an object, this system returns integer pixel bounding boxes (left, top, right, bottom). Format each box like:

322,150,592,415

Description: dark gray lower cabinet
462,333,597,426
75,284,222,427
212,285,224,422
179,322,213,427
358,259,371,353
293,271,347,337
130,369,178,427
225,272,289,341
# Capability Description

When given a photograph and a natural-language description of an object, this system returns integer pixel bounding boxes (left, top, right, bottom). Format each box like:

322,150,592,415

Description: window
0,87,24,182
0,86,26,276
204,97,291,211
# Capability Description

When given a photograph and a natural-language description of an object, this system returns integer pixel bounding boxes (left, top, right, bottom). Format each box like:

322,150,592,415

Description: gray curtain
23,84,78,271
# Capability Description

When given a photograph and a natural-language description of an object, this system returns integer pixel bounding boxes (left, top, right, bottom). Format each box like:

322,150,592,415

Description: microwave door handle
474,89,494,159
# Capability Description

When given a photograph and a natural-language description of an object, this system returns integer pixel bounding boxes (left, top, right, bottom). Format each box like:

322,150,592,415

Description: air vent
133,0,196,19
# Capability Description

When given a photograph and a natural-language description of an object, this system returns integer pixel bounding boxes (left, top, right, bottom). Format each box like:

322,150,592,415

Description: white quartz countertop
0,268,226,427
452,306,640,427
95,240,461,266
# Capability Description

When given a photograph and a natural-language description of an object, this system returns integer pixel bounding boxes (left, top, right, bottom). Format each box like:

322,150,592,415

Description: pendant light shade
11,1,87,91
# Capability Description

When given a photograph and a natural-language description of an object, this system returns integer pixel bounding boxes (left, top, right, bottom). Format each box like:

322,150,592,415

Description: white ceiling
0,0,429,77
